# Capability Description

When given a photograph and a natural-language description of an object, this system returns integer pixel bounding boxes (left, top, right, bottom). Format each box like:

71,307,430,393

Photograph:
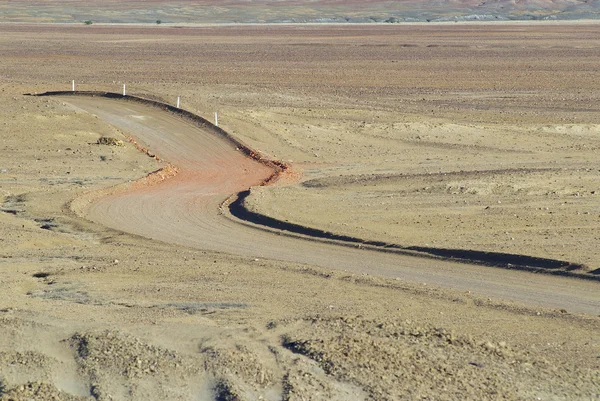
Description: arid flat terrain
0,23,599,400
1,0,599,23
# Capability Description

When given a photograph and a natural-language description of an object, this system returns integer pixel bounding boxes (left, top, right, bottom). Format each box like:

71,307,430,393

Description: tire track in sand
48,93,599,315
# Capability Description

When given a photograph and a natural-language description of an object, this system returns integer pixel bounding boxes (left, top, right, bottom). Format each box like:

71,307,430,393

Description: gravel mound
281,315,600,400
0,381,91,401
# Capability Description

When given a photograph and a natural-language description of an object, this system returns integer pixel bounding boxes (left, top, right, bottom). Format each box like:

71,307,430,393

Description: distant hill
1,0,598,24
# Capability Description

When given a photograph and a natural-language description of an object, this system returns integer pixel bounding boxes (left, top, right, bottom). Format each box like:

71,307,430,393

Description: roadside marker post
123,84,126,96
72,80,75,92
215,112,218,127
177,96,180,108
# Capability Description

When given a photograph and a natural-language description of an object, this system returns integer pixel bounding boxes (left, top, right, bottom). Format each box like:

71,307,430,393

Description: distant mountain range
1,0,598,24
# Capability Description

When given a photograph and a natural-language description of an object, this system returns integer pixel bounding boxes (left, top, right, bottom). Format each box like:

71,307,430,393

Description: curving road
60,96,600,315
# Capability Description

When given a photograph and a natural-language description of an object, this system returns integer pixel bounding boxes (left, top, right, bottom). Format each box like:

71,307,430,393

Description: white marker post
123,84,126,96
72,80,75,92
176,96,180,109
215,112,219,127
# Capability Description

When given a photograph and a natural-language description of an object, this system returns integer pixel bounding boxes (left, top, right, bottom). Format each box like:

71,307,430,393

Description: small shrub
156,19,162,24
97,137,123,146
84,20,93,25
0,377,6,396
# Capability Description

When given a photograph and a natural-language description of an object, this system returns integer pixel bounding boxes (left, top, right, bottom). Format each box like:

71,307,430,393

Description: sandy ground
0,24,599,400
1,0,600,23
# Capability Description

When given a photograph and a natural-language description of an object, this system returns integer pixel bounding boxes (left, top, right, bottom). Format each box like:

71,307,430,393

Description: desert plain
0,23,599,400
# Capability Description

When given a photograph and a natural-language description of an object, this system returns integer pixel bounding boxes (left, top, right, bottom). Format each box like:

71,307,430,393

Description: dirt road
60,95,600,315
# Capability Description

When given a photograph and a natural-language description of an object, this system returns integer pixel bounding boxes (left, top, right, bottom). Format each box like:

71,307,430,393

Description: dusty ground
1,0,599,23
0,24,599,400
